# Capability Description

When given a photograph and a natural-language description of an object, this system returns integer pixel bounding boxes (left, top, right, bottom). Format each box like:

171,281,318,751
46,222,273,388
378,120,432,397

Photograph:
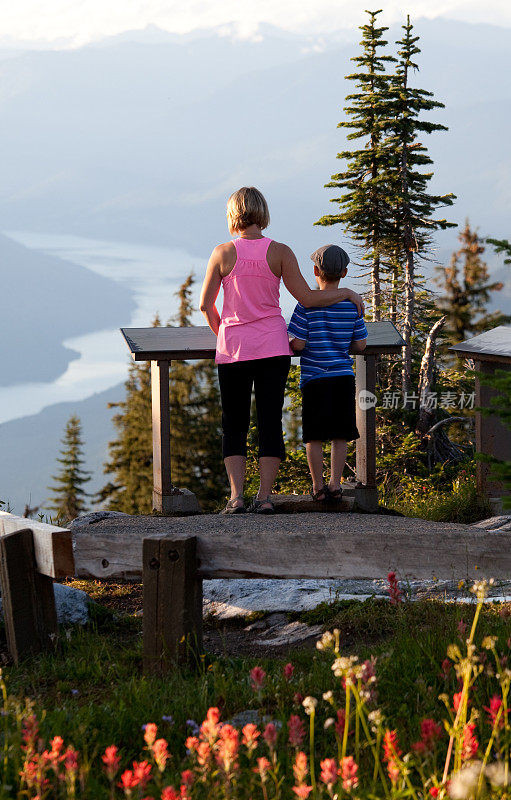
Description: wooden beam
0,529,58,662
143,537,202,673
73,515,511,582
0,512,74,579
151,359,172,512
355,354,378,511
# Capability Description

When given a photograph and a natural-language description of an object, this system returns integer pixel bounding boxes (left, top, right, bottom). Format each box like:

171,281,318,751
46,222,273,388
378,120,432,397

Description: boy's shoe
221,496,246,514
249,496,275,514
311,485,329,502
326,486,343,502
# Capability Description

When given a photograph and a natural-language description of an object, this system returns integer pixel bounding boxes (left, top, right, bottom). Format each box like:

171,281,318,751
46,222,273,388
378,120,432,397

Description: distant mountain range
0,18,509,266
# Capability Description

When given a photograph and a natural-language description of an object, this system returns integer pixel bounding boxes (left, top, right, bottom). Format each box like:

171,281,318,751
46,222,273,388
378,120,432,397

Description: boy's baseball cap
310,244,350,277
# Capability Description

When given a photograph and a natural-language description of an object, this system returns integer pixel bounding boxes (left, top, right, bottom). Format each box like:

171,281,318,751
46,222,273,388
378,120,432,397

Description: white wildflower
317,631,335,651
485,761,510,787
302,696,318,715
324,717,335,730
331,656,358,677
449,762,484,799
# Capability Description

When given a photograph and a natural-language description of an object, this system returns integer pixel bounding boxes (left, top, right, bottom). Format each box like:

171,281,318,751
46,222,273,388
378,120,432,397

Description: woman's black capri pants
217,355,291,460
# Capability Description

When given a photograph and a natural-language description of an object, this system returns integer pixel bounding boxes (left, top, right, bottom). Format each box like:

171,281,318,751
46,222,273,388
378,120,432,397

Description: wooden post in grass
143,536,202,674
0,529,58,663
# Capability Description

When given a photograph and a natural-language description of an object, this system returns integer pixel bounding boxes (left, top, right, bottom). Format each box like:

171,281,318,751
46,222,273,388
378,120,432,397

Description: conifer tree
315,9,396,320
487,237,511,265
385,16,455,393
98,319,156,514
435,221,507,347
48,415,91,522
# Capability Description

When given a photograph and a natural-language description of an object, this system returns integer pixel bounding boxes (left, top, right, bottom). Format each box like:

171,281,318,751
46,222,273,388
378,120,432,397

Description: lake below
0,232,208,424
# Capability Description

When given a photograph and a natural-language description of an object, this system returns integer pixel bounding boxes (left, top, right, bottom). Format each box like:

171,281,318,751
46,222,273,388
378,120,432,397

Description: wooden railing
0,512,74,662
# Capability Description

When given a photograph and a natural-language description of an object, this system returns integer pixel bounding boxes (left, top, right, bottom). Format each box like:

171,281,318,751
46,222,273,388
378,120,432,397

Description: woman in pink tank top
200,187,364,514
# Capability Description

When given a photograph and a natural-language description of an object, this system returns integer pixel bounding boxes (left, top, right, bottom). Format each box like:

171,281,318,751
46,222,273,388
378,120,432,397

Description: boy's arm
349,339,367,354
289,336,306,353
349,312,368,354
288,303,308,353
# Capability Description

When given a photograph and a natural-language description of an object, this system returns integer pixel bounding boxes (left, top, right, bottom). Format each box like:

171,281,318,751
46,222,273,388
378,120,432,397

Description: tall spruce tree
385,16,455,393
98,318,157,514
48,415,91,522
315,9,396,321
435,221,507,347
487,237,511,265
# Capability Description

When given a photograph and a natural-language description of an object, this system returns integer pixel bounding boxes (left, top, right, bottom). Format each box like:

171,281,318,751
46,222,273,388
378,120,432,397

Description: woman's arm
281,245,365,315
199,247,223,335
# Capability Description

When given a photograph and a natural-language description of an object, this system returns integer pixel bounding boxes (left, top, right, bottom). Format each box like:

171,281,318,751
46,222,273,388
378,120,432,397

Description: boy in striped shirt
288,244,367,501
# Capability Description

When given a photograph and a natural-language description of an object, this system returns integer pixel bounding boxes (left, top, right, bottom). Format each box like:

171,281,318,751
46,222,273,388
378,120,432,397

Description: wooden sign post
121,323,404,514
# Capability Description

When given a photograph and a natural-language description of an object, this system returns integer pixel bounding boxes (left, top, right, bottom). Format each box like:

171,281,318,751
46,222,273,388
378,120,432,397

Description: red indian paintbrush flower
412,718,443,753
292,787,313,798
250,666,266,691
254,756,271,781
181,769,194,787
335,709,346,738
216,724,239,773
284,662,295,681
263,722,278,748
383,729,401,762
102,745,121,781
340,756,359,791
461,722,479,760
161,787,179,800
144,723,158,747
293,751,309,784
387,760,400,784
152,738,169,771
320,757,338,786
288,715,306,747
201,707,220,742
484,694,508,728
387,572,403,605
242,722,260,751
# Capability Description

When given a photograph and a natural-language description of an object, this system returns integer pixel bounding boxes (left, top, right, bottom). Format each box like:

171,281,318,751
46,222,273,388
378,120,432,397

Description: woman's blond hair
226,187,270,232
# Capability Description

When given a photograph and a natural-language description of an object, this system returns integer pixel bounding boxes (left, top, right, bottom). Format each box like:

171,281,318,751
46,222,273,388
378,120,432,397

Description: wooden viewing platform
121,322,405,514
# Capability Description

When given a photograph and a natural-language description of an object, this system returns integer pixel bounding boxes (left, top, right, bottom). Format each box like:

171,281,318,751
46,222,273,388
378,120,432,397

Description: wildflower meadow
1,579,511,799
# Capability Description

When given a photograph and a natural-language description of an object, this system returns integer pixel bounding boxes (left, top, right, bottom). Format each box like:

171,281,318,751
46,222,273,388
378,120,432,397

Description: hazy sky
1,0,510,48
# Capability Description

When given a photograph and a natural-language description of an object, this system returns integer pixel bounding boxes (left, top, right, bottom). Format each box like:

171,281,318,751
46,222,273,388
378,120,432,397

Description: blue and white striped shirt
287,301,368,387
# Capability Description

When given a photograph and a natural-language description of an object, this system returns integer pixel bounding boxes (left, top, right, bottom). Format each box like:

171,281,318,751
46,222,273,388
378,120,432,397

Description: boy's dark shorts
301,375,360,443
